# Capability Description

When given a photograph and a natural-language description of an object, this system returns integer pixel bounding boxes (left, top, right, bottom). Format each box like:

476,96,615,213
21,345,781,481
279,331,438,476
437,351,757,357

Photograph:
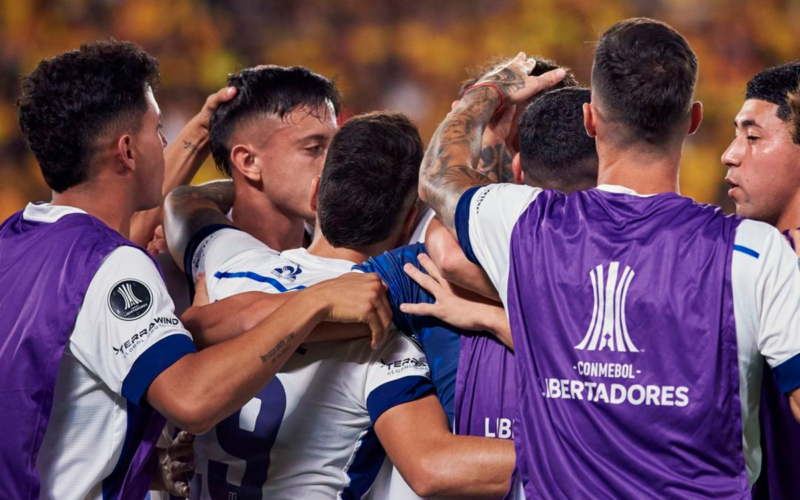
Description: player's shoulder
87,246,167,320
734,219,788,260
357,242,427,275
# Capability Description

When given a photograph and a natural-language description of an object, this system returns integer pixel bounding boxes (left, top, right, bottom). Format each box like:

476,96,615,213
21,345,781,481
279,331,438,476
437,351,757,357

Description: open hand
475,52,566,107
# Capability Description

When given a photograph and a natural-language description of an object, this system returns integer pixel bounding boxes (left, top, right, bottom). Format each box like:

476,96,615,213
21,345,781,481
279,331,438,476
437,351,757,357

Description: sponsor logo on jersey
380,357,428,376
271,265,303,283
108,279,153,321
575,262,640,353
113,316,180,356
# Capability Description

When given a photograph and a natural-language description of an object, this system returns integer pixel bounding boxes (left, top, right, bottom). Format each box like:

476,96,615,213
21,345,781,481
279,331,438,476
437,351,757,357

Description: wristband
461,83,504,113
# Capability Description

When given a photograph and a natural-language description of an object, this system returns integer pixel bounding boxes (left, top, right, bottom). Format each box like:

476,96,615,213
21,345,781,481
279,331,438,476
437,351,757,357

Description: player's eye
158,122,165,131
306,145,322,155
746,136,759,144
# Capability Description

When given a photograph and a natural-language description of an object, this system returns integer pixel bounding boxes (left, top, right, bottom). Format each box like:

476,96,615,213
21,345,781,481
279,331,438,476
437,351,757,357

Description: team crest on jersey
108,279,153,321
574,262,640,353
271,265,302,283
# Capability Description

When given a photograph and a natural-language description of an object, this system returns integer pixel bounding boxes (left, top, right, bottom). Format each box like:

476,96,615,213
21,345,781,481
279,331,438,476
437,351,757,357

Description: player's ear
583,103,597,138
230,144,261,182
688,101,703,136
512,153,525,185
309,175,321,213
116,134,135,174
399,200,420,243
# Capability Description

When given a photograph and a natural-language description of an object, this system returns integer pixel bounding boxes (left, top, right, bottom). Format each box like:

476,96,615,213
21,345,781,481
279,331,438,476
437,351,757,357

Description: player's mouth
725,177,741,198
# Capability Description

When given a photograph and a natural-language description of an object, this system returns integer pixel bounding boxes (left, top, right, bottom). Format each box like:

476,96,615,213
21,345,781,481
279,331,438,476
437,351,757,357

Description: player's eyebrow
734,118,760,128
294,133,329,145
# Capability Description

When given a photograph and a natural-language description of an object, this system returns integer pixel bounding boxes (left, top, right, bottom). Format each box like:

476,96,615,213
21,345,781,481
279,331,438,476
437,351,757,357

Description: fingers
204,86,237,112
172,481,190,498
168,460,195,476
372,291,393,349
403,263,440,295
193,273,210,307
416,254,444,283
529,67,567,94
399,302,436,317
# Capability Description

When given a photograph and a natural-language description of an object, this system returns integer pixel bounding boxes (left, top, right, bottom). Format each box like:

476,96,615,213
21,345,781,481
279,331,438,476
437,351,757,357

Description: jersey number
204,378,287,500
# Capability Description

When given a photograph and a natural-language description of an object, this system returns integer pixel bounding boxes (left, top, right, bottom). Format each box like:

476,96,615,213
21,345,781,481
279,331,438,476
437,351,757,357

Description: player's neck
595,142,681,195
232,191,306,252
307,232,370,265
51,181,133,238
774,195,800,232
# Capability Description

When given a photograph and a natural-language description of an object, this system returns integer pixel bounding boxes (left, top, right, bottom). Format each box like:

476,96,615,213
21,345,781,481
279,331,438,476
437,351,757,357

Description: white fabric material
190,229,431,499
464,184,800,485
29,203,191,500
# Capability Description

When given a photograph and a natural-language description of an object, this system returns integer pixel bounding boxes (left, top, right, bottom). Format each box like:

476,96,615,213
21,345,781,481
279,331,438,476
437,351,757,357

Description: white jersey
187,227,434,499
26,204,195,500
456,183,800,485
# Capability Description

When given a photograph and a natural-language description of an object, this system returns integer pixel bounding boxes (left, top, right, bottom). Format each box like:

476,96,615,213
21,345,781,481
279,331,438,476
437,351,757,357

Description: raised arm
162,180,235,271
130,87,236,246
424,217,499,300
419,53,565,230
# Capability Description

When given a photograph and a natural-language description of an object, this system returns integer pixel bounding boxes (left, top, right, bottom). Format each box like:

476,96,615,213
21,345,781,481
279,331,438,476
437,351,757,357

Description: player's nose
721,139,741,169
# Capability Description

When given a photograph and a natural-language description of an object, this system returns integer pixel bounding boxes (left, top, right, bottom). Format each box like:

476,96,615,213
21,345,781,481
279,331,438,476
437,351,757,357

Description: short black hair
460,55,579,98
790,82,800,145
210,65,341,176
317,112,423,248
16,40,159,192
745,61,800,121
519,87,597,190
592,18,698,146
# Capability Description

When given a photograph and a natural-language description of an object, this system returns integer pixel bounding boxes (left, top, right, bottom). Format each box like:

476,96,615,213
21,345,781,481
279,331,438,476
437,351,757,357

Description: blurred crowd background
2,0,800,220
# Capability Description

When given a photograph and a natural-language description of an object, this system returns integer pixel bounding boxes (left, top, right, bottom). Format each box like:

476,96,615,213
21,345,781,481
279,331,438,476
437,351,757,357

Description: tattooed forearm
476,143,514,183
260,332,296,365
183,140,199,154
420,87,497,228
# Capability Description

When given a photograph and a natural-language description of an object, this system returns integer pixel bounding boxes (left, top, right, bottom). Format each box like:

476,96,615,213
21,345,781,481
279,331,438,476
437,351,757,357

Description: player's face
722,99,800,226
254,102,337,221
133,87,168,211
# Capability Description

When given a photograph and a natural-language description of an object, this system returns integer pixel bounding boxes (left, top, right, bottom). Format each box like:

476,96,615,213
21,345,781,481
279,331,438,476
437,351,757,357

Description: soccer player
721,61,800,500
369,86,598,436
0,40,391,500
419,18,800,499
164,112,515,499
366,86,597,500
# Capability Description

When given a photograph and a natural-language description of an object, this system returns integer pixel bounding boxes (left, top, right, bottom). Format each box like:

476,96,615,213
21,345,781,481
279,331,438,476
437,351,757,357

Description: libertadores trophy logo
575,262,639,353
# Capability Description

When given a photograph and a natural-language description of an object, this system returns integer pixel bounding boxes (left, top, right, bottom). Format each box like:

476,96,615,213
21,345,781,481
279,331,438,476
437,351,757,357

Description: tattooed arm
420,53,566,231
474,104,517,183
129,87,236,247
147,272,393,434
163,180,236,271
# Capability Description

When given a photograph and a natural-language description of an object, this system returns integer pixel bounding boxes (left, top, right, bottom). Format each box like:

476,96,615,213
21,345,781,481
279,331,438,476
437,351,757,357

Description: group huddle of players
1,15,800,500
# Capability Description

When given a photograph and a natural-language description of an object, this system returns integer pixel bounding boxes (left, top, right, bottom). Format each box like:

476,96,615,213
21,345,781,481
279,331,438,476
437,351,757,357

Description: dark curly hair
745,61,800,145
209,65,341,176
16,40,160,193
318,112,423,248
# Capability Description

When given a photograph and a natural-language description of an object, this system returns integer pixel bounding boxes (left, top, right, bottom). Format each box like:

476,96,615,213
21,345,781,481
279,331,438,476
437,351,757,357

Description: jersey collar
22,202,87,223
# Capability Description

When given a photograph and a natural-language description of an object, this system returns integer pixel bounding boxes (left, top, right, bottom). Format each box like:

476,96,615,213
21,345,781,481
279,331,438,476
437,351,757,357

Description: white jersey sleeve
733,220,800,394
69,246,195,406
186,225,277,284
365,332,434,423
454,184,542,303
